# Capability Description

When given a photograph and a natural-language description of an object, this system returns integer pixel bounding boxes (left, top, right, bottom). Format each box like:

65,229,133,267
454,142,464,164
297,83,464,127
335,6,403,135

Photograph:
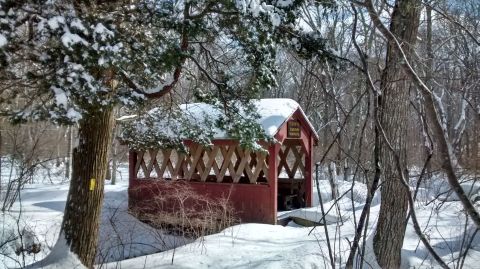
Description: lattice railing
277,143,305,179
134,143,269,184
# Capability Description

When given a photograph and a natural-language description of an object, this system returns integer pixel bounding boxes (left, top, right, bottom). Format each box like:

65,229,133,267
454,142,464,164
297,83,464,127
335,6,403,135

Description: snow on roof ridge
118,98,318,141
181,98,317,139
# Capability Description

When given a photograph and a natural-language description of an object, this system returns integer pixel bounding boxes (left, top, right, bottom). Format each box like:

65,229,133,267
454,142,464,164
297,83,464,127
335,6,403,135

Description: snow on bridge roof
118,98,318,141
179,98,317,139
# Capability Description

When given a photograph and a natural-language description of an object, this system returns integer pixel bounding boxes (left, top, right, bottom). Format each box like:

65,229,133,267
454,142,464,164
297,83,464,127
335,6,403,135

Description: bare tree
359,1,423,267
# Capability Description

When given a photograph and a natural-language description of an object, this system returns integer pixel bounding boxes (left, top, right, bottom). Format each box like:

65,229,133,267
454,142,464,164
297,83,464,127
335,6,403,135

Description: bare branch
360,0,480,229
422,1,480,47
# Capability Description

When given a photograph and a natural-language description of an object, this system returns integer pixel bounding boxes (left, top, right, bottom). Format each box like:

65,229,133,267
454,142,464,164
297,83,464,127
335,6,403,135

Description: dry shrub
130,181,238,238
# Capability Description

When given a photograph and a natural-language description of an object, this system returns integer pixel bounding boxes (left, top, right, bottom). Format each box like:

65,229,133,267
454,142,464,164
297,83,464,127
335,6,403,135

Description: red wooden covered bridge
127,99,318,224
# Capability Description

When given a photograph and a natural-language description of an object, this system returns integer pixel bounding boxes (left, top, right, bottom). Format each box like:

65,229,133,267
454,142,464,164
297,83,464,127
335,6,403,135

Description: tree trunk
372,0,421,268
61,107,115,268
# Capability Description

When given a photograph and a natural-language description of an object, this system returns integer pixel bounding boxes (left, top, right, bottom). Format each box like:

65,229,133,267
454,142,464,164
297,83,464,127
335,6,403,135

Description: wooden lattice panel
278,144,305,179
134,143,269,184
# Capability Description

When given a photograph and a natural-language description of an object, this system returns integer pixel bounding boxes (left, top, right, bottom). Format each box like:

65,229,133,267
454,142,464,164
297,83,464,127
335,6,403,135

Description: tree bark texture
365,0,480,230
373,0,421,268
61,107,115,268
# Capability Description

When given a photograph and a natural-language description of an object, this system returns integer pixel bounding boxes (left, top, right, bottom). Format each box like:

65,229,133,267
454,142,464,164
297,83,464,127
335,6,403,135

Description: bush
130,181,238,238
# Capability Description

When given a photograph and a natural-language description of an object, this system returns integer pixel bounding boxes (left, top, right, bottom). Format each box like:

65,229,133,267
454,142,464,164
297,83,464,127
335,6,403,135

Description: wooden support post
128,150,137,209
305,136,313,206
268,143,280,224
129,150,137,185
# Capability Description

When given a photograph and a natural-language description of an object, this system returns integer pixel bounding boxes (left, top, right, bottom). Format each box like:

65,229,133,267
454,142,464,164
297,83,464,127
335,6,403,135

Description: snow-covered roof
179,98,316,139
119,98,318,142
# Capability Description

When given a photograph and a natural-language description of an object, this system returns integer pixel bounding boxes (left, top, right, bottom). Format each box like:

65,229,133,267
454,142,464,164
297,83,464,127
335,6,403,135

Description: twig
315,163,335,269
362,0,480,229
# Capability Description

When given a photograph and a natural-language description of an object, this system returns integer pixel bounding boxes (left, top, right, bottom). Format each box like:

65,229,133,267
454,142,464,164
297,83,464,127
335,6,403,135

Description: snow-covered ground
1,161,479,269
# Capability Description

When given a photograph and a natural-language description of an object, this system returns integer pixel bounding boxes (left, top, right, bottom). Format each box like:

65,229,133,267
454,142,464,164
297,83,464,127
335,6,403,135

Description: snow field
1,162,479,268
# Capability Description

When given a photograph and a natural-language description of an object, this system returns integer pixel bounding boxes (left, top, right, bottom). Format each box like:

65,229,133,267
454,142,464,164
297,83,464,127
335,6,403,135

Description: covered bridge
128,99,318,224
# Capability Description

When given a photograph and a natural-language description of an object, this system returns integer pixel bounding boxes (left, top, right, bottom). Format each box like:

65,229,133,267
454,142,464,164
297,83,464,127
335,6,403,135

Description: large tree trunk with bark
372,0,421,268
61,108,115,268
